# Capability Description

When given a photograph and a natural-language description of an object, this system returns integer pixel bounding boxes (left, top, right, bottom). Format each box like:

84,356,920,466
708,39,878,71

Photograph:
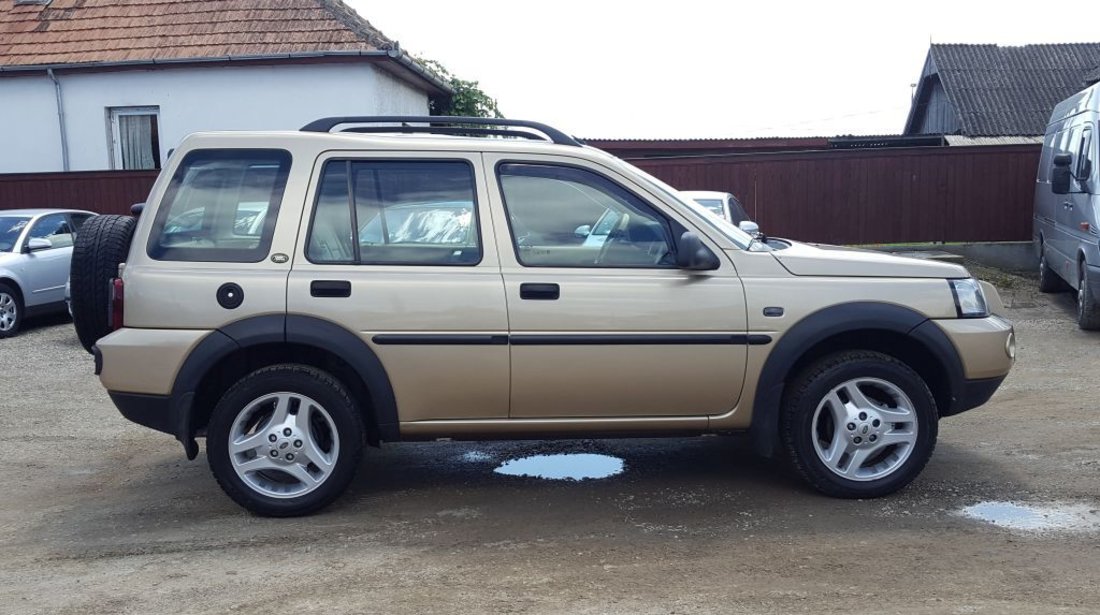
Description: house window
108,106,161,170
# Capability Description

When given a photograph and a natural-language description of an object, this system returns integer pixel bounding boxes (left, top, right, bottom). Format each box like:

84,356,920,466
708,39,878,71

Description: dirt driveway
1,265,1098,615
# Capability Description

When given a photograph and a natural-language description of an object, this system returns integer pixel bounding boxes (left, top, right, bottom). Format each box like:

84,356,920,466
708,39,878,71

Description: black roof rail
299,116,583,147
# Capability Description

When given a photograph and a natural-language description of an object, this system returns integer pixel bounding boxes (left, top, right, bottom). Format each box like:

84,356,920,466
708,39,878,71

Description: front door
1066,124,1098,280
288,151,510,423
22,212,74,306
484,155,749,418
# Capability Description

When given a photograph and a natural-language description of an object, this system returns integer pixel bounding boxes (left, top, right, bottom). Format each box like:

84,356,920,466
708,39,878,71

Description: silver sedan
0,209,96,338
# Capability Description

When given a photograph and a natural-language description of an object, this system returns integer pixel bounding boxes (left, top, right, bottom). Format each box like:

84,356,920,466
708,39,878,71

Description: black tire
780,350,938,499
70,215,136,352
0,281,23,339
1077,263,1100,331
207,364,365,517
1037,242,1067,293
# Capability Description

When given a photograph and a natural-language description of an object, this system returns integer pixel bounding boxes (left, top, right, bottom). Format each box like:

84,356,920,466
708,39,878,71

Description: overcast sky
347,0,1098,139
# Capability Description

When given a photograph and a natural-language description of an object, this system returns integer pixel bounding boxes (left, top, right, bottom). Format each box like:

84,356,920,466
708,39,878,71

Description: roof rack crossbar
341,125,548,141
300,116,582,147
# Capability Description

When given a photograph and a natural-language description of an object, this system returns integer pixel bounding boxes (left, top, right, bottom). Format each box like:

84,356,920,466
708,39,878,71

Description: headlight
949,278,989,318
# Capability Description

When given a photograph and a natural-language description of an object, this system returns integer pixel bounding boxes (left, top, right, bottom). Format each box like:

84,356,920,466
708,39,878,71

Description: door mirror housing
676,231,720,271
1052,153,1073,195
738,220,760,236
574,224,592,238
24,237,52,253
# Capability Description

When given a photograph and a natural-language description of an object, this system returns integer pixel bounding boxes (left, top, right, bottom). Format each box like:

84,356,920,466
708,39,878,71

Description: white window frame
107,106,161,170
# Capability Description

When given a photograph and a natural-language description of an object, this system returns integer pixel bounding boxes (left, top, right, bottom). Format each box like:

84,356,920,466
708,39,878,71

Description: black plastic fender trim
286,315,400,442
748,302,965,458
160,315,400,458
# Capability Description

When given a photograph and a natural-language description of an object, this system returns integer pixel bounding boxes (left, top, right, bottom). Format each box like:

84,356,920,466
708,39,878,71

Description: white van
1034,80,1100,329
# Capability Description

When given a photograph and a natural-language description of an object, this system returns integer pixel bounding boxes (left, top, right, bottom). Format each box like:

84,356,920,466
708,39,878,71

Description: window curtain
119,114,156,170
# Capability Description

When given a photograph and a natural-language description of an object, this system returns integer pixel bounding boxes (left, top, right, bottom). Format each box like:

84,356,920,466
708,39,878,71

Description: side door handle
520,282,560,300
311,280,351,298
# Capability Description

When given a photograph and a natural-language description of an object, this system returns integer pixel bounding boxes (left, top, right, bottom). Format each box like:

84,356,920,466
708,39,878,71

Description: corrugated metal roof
944,135,1044,146
0,0,394,67
929,43,1100,136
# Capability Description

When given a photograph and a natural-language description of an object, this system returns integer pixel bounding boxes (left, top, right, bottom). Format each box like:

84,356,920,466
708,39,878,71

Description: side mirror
676,231,720,271
738,220,760,236
574,224,592,238
25,237,52,252
1052,153,1073,195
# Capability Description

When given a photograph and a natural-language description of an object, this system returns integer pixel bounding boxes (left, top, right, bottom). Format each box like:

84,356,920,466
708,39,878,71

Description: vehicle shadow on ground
15,312,78,341
26,435,1029,559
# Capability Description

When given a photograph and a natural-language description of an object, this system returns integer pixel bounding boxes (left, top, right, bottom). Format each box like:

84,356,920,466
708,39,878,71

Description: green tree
416,57,503,118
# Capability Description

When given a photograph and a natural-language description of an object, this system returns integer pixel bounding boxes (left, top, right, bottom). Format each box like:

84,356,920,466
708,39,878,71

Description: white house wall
0,62,430,173
0,76,66,173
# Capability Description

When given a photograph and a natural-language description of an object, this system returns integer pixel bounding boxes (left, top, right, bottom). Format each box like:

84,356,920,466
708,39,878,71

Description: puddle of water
459,450,494,463
494,453,624,481
959,501,1100,532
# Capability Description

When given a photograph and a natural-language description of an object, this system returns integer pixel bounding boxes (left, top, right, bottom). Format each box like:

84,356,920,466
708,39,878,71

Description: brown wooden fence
0,144,1042,245
631,144,1041,245
0,170,157,216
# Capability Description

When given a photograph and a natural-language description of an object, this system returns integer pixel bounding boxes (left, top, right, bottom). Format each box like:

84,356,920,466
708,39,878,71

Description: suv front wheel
781,351,938,498
207,364,365,516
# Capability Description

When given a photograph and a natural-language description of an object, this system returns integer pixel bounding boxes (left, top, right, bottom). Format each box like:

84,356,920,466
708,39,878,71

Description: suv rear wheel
781,350,938,498
206,364,365,517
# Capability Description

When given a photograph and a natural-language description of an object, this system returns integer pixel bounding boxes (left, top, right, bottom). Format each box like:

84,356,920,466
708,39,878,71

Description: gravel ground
1,264,1099,614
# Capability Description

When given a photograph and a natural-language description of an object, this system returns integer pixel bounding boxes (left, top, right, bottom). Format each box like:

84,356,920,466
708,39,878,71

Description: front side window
307,160,480,265
1077,127,1095,190
28,213,74,249
0,216,30,252
148,149,290,262
497,163,675,268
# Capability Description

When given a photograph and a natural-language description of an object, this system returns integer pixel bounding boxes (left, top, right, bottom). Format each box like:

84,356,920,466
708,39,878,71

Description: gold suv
71,117,1016,516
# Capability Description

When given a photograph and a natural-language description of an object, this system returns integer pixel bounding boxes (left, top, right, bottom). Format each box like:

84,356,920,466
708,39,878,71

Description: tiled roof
929,43,1100,136
0,0,396,68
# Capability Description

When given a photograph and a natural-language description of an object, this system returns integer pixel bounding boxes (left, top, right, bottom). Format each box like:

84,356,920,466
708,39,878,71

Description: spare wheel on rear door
70,215,136,353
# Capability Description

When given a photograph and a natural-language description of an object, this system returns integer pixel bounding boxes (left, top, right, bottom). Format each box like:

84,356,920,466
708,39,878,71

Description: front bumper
955,375,1007,414
931,314,1014,416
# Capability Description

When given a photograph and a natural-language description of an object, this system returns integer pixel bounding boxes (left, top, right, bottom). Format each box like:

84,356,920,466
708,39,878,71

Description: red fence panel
631,144,1041,244
0,170,158,216
0,145,1041,245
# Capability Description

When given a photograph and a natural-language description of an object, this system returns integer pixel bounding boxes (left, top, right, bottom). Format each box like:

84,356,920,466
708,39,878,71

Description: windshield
692,198,726,216
0,216,31,252
618,161,759,249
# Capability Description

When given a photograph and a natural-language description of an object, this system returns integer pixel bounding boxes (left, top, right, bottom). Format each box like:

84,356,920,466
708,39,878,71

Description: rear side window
147,149,291,262
306,160,480,266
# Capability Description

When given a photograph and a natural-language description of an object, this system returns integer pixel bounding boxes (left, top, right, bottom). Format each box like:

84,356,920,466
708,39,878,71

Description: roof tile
0,0,396,67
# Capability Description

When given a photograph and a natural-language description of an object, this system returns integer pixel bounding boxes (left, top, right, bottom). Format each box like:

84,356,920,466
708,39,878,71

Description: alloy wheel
811,377,919,481
227,392,340,498
0,292,17,332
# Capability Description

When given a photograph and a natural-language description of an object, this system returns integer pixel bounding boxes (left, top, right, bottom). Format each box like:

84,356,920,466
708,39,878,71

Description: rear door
124,149,296,329
484,154,749,419
287,151,510,423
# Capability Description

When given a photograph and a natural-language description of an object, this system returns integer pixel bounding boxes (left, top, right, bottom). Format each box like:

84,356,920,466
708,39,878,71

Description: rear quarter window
147,149,291,262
